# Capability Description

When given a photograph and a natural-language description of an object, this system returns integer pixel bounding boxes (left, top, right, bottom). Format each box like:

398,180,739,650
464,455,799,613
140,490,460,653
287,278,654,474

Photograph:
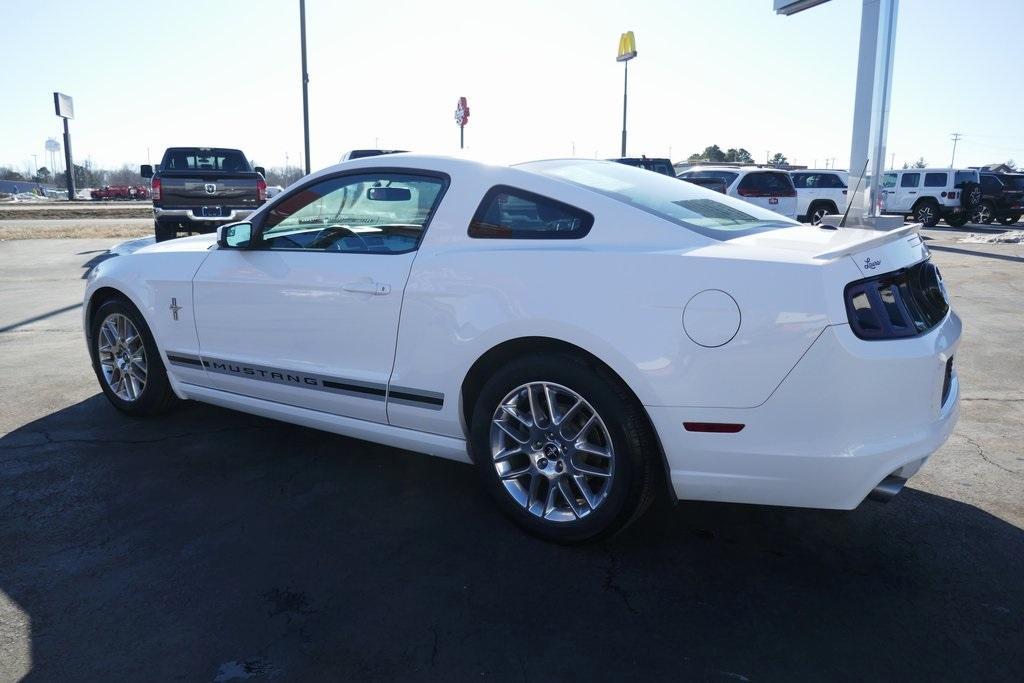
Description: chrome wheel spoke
489,380,615,523
96,313,147,402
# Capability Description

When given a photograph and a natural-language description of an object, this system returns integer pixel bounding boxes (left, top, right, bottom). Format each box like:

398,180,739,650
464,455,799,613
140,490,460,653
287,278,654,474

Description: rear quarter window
468,185,593,239
924,172,948,187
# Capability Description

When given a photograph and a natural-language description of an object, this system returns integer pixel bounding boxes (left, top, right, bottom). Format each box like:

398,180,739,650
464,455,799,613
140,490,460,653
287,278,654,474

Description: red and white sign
455,97,470,127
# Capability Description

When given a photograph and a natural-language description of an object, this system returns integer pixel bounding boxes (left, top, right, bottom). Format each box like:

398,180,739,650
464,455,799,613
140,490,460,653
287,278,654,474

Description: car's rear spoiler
814,222,921,261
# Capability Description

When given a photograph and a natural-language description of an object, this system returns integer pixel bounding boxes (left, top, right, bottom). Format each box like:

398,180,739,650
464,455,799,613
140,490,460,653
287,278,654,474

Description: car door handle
343,281,391,296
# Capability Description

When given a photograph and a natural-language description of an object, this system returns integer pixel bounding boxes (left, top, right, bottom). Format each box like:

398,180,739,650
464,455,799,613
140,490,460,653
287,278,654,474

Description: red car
90,185,150,201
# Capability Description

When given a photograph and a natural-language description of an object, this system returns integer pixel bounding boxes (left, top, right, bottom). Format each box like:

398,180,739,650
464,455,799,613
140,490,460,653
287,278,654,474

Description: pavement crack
601,544,638,615
960,433,1021,478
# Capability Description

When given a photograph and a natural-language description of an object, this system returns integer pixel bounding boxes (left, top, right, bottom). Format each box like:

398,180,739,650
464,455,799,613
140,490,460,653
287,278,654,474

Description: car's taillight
948,190,958,200
844,261,949,340
151,178,162,202
256,177,267,202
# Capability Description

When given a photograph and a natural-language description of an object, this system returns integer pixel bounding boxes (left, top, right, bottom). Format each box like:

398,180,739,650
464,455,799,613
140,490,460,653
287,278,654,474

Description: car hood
134,233,218,255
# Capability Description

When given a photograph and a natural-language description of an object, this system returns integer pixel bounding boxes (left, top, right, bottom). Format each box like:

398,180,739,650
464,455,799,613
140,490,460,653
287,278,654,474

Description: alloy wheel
972,204,991,224
489,381,615,522
811,207,828,225
916,206,934,224
97,313,147,401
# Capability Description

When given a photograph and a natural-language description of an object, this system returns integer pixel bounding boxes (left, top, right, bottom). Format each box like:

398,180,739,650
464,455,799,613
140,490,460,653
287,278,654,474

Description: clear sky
2,0,1023,175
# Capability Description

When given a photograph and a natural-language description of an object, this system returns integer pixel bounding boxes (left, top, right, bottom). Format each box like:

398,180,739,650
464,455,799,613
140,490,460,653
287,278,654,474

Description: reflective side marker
683,422,745,433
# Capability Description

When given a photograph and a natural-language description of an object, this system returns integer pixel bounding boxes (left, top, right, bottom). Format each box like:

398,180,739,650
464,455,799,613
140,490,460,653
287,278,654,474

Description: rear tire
808,201,837,226
154,220,176,242
913,200,940,227
469,353,659,543
945,213,969,228
971,200,995,225
89,297,178,416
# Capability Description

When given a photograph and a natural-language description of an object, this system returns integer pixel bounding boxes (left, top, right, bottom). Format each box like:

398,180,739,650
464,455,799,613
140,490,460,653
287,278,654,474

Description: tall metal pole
620,60,628,157
949,132,962,167
460,125,464,149
62,118,75,200
299,0,311,175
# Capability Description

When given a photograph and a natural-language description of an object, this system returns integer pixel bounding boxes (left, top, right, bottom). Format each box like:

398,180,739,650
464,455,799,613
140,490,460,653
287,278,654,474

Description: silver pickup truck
141,147,268,241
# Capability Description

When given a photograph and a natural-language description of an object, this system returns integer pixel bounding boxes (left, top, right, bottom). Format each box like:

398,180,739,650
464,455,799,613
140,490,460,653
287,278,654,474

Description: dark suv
975,172,1024,225
608,157,675,176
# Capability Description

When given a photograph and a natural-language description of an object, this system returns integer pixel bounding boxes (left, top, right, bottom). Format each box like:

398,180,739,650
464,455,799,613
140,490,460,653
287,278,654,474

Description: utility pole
299,0,311,175
31,155,38,176
950,132,962,167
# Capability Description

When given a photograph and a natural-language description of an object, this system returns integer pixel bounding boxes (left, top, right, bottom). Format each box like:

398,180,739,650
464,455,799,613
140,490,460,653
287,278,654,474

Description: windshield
520,160,796,240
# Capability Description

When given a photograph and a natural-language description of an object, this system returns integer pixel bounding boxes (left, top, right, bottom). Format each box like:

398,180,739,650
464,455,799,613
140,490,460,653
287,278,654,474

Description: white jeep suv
880,168,981,227
790,170,849,224
677,167,797,219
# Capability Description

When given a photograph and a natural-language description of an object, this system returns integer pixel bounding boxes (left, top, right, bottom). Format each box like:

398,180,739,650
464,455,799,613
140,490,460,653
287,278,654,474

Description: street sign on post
53,92,76,200
616,31,637,157
455,97,470,149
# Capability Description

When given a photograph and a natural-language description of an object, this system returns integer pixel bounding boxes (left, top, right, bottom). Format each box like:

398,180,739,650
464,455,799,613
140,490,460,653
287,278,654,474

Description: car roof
892,168,973,173
791,169,849,174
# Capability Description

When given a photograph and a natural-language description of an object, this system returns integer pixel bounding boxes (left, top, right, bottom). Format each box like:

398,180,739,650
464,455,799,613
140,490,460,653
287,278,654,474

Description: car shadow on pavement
1,396,1022,681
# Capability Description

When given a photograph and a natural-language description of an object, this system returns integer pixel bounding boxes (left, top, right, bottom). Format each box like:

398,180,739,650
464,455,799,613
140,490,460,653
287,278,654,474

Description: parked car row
90,184,150,201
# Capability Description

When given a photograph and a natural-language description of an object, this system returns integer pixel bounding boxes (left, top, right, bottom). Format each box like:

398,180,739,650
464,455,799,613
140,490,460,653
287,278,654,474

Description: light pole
616,31,636,157
949,132,962,167
299,0,311,175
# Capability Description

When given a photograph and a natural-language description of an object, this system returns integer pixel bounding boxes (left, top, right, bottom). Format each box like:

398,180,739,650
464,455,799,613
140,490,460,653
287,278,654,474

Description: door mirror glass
140,164,153,179
218,222,253,249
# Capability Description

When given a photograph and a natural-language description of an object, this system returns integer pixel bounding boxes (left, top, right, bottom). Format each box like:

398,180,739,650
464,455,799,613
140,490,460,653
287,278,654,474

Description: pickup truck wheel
945,213,969,228
154,221,176,242
913,200,940,227
971,200,995,225
89,297,178,416
470,353,658,543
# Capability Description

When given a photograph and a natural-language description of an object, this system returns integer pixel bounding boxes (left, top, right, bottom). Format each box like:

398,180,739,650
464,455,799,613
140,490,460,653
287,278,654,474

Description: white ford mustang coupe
84,155,960,542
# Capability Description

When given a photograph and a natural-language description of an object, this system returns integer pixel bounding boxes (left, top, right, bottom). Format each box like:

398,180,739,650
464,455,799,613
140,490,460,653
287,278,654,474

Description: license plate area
199,206,223,218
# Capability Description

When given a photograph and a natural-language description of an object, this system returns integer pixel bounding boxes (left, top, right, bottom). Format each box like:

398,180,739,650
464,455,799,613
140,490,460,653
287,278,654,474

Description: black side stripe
164,351,443,410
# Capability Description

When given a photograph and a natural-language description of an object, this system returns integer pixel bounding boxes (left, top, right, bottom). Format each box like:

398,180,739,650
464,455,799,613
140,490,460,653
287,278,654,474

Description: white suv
880,168,981,227
677,167,797,219
790,170,849,224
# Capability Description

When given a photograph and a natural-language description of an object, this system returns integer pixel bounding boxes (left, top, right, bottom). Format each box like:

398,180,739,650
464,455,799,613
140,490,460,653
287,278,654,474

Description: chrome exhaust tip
868,475,907,503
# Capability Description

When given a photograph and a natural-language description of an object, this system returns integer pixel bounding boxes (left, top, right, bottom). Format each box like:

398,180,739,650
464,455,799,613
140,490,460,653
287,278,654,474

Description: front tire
469,353,659,543
913,200,940,227
89,297,178,416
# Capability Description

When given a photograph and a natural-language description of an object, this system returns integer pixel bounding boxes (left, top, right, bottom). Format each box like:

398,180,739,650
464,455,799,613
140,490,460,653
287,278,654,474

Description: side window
257,172,446,253
882,173,897,188
823,174,846,188
901,173,920,188
924,172,947,187
791,173,808,189
981,175,1002,192
468,185,594,239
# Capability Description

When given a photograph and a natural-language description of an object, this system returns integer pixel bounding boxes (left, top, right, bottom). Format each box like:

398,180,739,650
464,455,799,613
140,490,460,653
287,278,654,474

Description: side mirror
140,164,153,179
217,222,253,249
254,166,266,177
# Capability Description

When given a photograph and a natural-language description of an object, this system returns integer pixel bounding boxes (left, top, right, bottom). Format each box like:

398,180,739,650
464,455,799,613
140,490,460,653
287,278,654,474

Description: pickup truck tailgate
159,174,261,210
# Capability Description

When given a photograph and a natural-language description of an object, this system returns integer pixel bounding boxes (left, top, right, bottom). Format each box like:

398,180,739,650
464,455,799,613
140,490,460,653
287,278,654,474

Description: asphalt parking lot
1,229,1022,681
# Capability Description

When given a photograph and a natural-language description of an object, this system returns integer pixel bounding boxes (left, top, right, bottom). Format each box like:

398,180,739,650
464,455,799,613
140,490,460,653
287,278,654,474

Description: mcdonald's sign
616,31,637,62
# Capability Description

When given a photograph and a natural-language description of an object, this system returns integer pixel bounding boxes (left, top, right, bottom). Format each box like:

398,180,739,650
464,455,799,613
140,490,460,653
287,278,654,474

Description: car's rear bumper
153,207,255,229
648,312,961,509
